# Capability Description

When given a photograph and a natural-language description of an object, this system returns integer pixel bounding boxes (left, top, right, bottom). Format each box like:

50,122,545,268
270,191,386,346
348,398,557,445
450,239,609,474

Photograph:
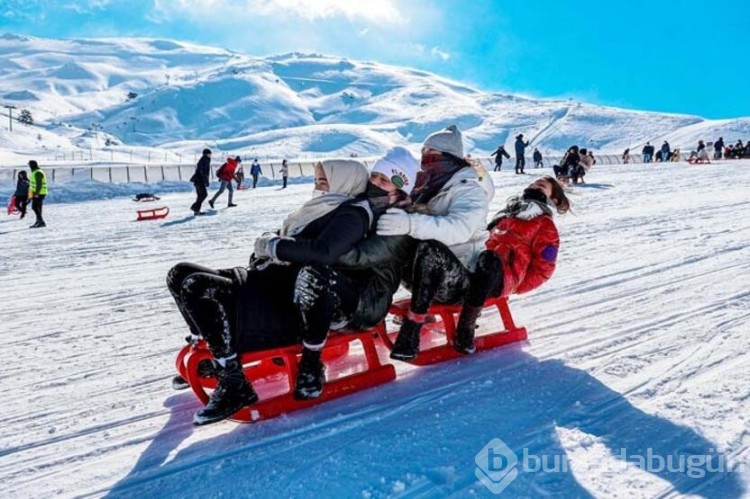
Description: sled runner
7,196,19,216
136,206,170,221
383,296,528,366
175,297,526,424
175,325,396,423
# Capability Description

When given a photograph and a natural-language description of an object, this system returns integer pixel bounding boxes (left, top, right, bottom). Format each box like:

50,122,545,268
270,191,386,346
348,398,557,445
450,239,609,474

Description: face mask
364,182,390,199
312,189,327,198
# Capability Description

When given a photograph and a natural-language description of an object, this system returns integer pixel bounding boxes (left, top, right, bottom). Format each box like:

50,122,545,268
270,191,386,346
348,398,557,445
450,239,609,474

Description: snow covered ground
1,160,748,498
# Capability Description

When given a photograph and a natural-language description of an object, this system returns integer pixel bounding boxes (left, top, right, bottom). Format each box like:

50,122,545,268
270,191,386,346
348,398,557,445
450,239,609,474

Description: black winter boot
455,305,483,354
390,318,423,361
193,358,258,425
294,349,326,400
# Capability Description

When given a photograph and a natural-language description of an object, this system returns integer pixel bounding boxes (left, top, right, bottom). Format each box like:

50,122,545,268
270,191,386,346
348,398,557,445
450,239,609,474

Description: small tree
18,109,33,125
127,91,138,101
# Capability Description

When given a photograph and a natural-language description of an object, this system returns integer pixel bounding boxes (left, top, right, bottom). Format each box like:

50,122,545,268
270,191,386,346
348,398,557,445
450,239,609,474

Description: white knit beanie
423,124,464,159
370,146,420,195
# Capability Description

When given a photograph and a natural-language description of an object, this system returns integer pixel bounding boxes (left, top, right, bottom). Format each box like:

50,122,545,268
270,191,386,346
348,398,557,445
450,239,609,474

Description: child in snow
451,175,571,353
14,170,30,219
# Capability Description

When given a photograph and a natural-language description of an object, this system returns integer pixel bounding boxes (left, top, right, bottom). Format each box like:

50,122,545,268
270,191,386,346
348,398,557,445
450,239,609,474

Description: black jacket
337,234,416,329
234,203,372,350
190,155,211,186
276,204,371,265
15,178,30,197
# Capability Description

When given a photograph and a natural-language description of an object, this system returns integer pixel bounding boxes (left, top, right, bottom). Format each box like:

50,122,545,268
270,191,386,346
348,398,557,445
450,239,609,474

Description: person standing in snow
514,134,530,174
281,159,289,188
28,160,47,228
189,149,211,215
661,141,671,162
209,156,241,209
234,161,245,189
250,158,262,189
452,176,571,353
167,151,419,424
490,144,511,171
622,148,631,164
642,142,653,163
14,170,30,219
533,148,543,168
376,124,494,361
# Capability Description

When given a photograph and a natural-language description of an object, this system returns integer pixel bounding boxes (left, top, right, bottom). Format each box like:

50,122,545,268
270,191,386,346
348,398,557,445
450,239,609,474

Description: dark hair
202,148,211,155
579,148,588,155
541,175,571,214
440,151,471,167
28,160,39,169
18,170,28,179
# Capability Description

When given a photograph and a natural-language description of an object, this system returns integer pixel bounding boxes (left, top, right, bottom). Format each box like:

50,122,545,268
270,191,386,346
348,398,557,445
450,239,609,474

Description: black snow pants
403,241,505,314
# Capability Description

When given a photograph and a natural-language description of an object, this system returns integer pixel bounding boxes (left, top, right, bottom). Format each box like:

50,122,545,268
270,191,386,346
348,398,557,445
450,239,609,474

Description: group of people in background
169,124,572,426
490,136,544,173
622,136,750,165
189,151,288,215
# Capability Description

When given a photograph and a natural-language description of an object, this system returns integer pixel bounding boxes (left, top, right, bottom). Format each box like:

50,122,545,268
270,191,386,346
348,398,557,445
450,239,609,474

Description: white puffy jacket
409,166,493,271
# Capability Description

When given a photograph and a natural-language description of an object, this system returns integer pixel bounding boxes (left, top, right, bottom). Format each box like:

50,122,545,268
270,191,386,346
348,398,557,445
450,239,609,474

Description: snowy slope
1,33,749,164
1,161,748,497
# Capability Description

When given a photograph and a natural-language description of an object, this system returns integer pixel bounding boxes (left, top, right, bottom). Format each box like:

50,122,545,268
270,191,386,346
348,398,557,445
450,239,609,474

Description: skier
189,149,211,215
452,176,571,353
167,150,419,424
209,156,241,209
490,144,510,171
376,124,493,360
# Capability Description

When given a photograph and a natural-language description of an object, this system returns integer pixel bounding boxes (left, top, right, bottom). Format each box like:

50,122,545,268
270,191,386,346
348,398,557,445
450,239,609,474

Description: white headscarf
281,159,369,237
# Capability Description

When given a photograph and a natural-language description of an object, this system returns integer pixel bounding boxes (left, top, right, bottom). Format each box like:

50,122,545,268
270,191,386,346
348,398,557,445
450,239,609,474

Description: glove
254,232,281,260
376,208,412,236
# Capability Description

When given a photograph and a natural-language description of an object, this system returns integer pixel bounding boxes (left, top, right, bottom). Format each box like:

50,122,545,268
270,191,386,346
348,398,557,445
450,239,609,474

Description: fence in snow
0,153,689,187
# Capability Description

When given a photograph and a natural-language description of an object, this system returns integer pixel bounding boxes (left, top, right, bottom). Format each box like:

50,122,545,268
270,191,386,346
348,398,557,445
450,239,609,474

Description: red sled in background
174,296,527,424
136,206,169,221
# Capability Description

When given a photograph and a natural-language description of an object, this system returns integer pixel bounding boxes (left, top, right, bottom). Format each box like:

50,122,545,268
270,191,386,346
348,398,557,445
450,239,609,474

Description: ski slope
1,161,749,498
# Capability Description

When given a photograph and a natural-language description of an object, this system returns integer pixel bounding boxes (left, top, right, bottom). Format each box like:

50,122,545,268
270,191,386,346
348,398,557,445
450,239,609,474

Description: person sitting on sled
375,124,494,361
451,175,571,353
167,149,419,425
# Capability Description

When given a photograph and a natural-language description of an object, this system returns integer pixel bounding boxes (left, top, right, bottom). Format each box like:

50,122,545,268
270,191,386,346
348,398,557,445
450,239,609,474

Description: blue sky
1,0,748,118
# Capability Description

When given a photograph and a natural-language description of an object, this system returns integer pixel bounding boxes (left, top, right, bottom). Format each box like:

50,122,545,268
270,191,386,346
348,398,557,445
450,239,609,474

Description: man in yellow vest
28,160,47,228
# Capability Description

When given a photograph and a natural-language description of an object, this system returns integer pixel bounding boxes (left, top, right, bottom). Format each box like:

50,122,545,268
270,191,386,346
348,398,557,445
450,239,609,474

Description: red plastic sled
175,325,395,423
7,196,19,216
383,296,528,366
136,206,170,221
175,296,526,424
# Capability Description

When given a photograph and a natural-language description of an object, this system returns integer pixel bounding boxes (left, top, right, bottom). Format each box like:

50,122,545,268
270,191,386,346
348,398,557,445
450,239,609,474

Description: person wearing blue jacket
250,158,263,188
515,134,530,174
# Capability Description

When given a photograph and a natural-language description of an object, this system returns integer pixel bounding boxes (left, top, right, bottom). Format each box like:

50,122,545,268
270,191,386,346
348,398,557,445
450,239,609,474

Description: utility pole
3,104,17,132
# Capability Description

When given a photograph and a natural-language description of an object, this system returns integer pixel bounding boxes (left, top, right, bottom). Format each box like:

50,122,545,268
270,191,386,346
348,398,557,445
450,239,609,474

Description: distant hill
1,33,748,163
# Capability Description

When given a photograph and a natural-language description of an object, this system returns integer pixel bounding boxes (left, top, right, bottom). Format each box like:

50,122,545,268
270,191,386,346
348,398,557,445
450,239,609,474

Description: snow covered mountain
1,32,749,163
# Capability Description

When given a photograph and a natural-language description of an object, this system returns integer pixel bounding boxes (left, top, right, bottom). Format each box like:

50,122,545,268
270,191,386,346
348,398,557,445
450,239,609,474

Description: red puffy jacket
485,213,559,297
218,157,240,181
